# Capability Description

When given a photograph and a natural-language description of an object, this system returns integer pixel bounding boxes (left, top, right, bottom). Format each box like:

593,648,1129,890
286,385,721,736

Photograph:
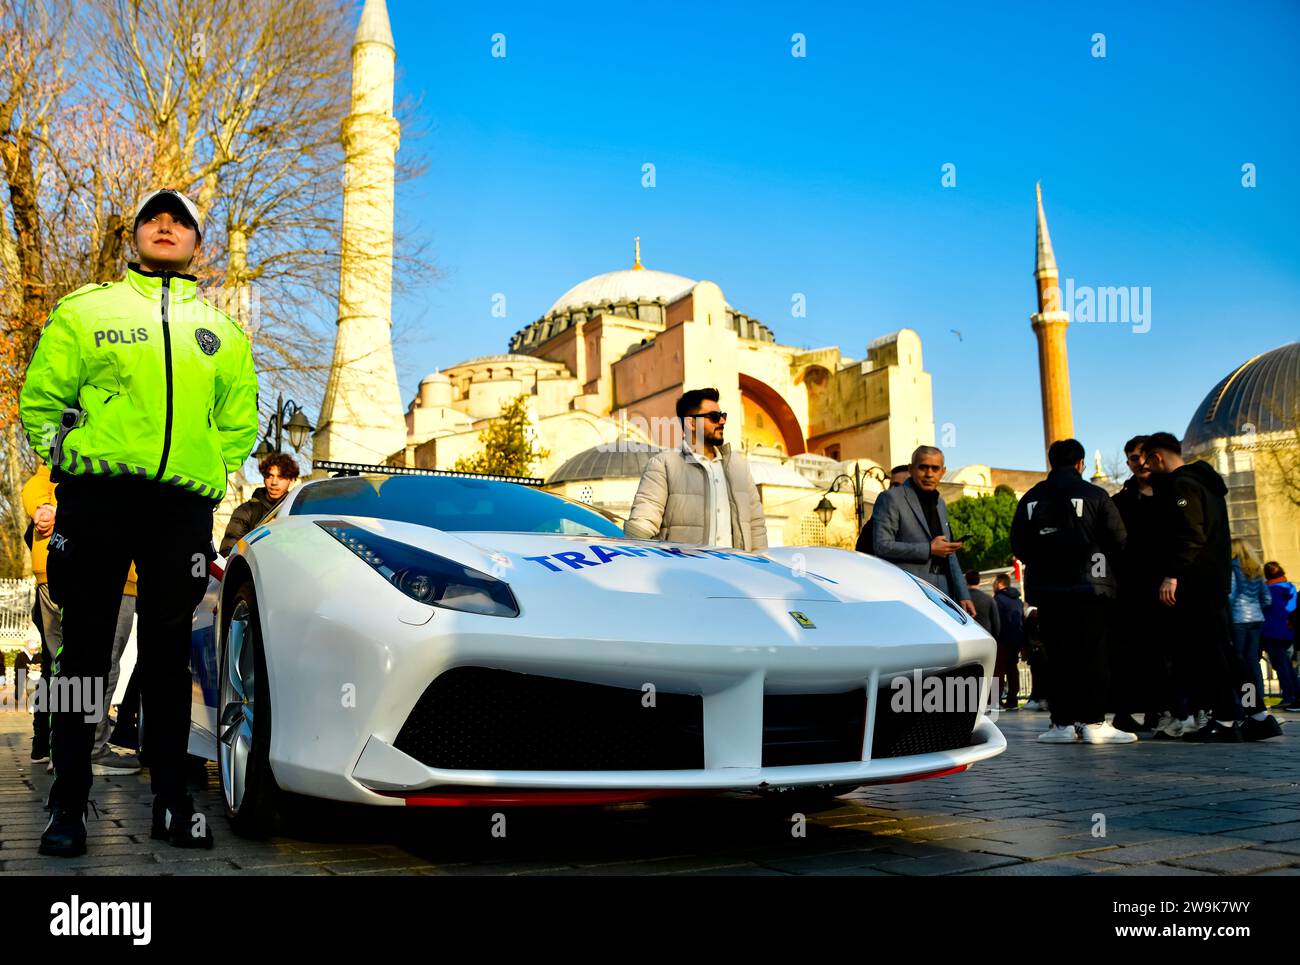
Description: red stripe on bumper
871,764,969,784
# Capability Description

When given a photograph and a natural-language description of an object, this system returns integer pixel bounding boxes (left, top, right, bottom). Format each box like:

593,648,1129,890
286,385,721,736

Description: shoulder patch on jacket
195,296,242,333
56,282,109,308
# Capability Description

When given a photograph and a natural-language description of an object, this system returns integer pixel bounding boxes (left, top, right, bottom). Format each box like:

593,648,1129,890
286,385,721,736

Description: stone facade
399,256,936,486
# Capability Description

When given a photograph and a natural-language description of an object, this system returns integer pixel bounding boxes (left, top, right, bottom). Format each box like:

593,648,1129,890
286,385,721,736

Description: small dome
548,441,665,485
420,371,450,383
748,459,816,488
445,353,549,369
1184,342,1299,453
546,268,698,318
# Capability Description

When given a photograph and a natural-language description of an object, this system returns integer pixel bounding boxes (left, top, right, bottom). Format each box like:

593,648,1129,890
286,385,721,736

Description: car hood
326,520,923,606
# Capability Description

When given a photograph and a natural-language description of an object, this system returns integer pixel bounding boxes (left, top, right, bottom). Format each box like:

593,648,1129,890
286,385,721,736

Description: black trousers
1036,594,1113,727
1172,594,1243,722
45,474,214,808
27,597,51,750
1110,589,1168,718
994,641,1021,707
1025,645,1048,701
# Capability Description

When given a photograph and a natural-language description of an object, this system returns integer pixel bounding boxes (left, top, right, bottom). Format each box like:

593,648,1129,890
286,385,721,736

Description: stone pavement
3,706,1300,876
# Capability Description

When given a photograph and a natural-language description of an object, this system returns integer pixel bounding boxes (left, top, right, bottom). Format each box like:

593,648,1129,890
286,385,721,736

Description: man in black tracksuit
1011,438,1129,744
1110,435,1171,733
1141,432,1280,742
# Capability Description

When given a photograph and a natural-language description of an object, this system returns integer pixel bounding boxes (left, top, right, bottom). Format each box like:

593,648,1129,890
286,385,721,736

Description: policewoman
20,189,260,857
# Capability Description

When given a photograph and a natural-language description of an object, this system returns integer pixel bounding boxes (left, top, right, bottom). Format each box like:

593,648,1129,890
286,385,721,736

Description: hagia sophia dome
1183,341,1299,453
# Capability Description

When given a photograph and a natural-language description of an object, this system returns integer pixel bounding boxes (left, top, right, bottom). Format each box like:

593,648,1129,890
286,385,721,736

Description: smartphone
948,533,971,544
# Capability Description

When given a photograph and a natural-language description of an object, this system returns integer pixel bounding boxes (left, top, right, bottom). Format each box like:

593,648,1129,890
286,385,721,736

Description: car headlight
907,573,969,626
316,521,519,617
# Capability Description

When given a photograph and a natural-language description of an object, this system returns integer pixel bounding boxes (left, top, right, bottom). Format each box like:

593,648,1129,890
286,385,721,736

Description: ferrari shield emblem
789,610,816,629
195,328,221,355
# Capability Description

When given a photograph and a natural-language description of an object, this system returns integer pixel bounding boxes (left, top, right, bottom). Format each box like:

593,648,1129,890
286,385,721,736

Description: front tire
218,580,280,838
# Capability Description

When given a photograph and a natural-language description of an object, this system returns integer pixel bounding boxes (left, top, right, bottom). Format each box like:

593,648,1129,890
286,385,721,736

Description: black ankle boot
39,802,90,857
151,794,215,849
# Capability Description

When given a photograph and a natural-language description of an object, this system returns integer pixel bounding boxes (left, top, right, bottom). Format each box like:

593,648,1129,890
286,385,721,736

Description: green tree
453,394,549,478
947,484,1018,572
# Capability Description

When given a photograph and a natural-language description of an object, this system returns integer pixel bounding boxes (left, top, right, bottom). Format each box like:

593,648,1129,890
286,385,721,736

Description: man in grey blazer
870,445,977,617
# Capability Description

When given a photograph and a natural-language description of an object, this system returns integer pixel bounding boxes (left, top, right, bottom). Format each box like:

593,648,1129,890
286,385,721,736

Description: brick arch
738,373,806,456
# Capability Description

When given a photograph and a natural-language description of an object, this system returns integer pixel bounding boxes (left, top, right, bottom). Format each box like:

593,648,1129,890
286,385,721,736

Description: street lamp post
252,393,314,462
814,462,888,536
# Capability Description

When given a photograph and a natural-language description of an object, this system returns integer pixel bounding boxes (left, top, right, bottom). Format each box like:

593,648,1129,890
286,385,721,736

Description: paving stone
1167,849,1299,875
1126,813,1274,834
1241,837,1300,855
237,863,337,876
962,858,1124,875
230,848,394,869
0,852,159,873
947,836,1119,860
321,856,447,874
871,851,1023,876
1087,836,1261,865
750,850,912,874
1063,827,1196,846
1218,821,1300,842
1092,863,1217,876
1192,798,1295,813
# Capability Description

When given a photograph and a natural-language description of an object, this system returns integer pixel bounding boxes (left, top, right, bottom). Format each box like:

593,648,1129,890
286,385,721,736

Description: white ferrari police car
187,462,1005,837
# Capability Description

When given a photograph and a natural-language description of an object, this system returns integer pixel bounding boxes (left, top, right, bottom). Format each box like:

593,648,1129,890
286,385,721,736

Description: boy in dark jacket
1142,432,1279,741
992,574,1026,709
220,453,299,555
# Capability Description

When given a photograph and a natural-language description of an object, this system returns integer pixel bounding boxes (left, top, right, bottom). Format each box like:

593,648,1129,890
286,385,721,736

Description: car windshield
289,474,625,538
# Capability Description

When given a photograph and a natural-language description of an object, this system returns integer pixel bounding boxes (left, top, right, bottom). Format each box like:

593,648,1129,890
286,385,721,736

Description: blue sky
382,0,1299,471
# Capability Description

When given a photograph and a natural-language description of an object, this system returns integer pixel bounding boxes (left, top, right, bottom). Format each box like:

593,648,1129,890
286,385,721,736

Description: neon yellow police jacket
19,263,259,500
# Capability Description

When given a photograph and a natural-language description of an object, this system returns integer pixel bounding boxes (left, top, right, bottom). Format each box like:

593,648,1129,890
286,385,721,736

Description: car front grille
393,667,704,771
871,664,982,759
762,689,867,766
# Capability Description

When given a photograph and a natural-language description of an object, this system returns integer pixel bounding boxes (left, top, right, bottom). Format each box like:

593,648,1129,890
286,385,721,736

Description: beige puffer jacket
623,443,768,550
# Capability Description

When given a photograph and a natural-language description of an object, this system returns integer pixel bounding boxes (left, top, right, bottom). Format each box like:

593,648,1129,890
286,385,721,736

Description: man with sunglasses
625,387,767,550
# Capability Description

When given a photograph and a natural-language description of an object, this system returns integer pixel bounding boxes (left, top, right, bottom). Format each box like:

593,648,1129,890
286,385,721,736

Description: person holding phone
870,445,977,617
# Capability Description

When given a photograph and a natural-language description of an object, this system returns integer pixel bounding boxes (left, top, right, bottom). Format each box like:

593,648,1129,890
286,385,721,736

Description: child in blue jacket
1263,562,1299,711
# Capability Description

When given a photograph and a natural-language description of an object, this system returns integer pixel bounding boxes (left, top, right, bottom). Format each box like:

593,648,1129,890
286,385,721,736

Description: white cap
133,188,203,239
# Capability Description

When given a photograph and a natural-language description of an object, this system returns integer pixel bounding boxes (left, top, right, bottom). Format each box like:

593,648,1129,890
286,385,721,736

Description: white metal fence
0,577,37,645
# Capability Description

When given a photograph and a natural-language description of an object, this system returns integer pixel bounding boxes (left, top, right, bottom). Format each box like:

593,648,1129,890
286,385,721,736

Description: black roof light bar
312,460,545,487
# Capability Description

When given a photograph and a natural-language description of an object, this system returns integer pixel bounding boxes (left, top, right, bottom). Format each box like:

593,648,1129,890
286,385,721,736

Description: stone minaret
313,0,406,465
1031,182,1074,462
